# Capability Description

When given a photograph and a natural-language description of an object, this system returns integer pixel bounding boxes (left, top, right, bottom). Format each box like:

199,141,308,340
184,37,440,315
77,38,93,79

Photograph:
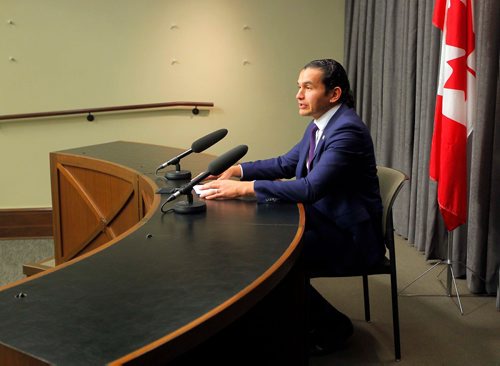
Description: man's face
296,67,336,120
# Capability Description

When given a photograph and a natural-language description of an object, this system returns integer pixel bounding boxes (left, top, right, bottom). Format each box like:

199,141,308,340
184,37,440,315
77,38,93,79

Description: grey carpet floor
310,235,500,366
0,238,53,287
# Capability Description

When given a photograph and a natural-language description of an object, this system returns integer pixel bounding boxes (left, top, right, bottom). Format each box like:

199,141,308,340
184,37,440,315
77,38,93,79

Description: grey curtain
344,0,499,294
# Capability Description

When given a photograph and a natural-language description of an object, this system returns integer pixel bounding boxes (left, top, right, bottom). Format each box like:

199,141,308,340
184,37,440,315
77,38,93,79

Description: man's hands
198,165,255,200
207,165,242,180
199,180,254,200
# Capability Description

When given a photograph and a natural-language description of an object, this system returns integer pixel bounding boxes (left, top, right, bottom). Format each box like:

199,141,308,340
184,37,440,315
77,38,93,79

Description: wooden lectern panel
0,343,49,366
50,153,153,265
138,174,156,219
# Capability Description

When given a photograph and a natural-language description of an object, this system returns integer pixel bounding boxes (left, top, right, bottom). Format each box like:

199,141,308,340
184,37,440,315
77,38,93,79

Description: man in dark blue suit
200,59,385,355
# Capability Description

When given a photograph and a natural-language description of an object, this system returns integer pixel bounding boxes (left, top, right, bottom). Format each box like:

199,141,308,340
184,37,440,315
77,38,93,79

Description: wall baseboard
0,208,53,239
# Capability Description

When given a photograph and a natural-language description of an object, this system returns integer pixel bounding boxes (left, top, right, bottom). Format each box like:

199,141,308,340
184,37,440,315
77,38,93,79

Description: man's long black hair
304,59,355,109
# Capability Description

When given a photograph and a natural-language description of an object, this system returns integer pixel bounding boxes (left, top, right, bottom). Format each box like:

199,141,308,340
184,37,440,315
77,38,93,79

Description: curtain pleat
344,0,500,294
467,0,500,293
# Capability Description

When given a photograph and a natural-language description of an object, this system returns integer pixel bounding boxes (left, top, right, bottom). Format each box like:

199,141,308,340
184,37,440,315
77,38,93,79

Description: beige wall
1,0,344,208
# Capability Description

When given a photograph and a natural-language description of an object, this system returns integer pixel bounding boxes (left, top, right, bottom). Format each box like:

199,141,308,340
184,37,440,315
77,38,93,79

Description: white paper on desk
193,185,217,197
193,185,203,195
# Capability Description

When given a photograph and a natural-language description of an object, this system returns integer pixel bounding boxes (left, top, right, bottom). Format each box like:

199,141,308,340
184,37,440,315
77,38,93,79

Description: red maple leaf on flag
443,0,476,101
445,57,469,100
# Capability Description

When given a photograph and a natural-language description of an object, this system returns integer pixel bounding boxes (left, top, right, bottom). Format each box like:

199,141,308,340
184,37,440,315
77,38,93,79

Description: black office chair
312,166,408,361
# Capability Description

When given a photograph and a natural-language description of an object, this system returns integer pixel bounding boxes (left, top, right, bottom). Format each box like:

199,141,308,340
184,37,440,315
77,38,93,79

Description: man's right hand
217,165,242,180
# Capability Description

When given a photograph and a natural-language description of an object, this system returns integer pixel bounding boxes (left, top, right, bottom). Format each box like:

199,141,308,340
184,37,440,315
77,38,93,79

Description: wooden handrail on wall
0,101,214,121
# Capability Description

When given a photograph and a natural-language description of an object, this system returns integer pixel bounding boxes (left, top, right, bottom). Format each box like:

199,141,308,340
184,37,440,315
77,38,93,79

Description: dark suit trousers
301,204,384,278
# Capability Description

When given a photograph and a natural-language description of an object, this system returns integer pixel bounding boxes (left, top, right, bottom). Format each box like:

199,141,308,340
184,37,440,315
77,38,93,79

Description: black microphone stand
174,192,206,214
165,163,191,180
164,159,192,180
160,144,248,215
161,190,206,214
156,129,228,180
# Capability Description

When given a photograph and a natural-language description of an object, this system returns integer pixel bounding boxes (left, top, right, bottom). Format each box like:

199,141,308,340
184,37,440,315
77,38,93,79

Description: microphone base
173,200,207,214
165,170,192,180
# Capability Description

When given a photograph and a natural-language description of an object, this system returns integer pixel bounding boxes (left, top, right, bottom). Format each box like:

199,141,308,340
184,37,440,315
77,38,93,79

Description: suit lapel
298,122,315,177
310,104,348,163
299,104,349,175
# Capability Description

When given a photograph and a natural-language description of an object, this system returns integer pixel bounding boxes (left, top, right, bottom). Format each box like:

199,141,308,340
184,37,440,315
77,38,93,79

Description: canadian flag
430,0,476,231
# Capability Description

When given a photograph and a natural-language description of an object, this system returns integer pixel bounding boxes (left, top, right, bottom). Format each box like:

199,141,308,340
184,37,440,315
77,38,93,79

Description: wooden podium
50,151,157,264
0,141,306,365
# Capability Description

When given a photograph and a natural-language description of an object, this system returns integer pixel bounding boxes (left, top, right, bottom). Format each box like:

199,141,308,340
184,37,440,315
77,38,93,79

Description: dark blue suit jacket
241,104,385,274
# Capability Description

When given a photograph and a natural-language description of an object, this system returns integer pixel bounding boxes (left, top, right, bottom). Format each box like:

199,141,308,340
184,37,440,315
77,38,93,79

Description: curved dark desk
0,141,306,366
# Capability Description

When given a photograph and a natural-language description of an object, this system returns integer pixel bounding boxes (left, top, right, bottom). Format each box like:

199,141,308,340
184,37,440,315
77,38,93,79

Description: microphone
156,128,228,180
162,144,248,214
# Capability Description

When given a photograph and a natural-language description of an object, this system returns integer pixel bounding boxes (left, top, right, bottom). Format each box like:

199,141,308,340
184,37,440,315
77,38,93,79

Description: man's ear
329,86,342,103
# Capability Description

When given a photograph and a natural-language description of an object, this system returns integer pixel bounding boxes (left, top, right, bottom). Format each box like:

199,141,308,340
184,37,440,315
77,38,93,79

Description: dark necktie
307,124,319,171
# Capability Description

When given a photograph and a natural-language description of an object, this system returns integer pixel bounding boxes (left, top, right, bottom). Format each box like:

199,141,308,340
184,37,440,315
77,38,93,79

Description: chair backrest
376,166,408,238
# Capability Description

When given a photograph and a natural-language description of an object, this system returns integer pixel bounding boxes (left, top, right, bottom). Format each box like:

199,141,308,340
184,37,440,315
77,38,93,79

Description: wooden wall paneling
0,208,53,239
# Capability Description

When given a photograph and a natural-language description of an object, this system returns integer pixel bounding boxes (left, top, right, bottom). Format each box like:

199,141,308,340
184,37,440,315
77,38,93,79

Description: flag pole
399,230,464,315
442,230,464,314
